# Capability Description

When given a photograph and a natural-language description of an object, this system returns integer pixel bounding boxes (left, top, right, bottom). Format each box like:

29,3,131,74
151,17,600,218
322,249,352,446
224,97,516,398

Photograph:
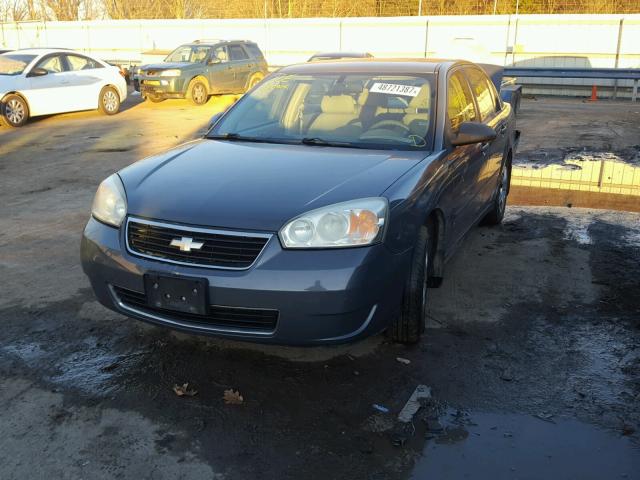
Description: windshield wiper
206,133,281,144
300,137,366,149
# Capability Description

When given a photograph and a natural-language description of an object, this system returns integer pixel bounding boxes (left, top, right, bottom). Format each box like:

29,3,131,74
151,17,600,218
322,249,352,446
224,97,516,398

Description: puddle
411,412,640,480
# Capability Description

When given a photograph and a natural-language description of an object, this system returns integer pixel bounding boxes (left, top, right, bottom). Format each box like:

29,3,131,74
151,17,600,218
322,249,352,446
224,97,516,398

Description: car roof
188,39,256,46
310,52,372,58
280,58,462,75
6,48,75,56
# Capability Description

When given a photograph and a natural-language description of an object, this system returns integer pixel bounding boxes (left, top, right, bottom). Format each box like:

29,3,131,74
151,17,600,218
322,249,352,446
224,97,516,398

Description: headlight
159,69,181,77
91,174,127,227
279,198,387,249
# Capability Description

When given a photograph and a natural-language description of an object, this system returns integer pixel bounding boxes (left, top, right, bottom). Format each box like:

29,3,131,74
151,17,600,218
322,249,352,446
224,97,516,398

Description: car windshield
0,54,36,75
165,46,210,63
209,72,435,150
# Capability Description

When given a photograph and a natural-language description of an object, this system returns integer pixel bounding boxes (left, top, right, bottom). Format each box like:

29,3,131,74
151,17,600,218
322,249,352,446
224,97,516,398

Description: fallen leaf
223,389,244,405
173,383,198,397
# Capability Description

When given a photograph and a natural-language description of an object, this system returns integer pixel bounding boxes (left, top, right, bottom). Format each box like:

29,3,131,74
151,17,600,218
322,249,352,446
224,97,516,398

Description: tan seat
307,95,358,135
403,85,431,134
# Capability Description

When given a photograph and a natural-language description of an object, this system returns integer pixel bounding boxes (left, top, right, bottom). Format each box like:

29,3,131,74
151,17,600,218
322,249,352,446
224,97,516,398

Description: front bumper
81,217,411,345
139,76,187,99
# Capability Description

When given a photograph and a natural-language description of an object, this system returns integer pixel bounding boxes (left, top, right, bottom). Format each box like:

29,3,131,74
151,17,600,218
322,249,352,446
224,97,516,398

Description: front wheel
1,94,29,127
482,158,511,226
188,79,208,106
389,225,432,344
145,94,165,103
98,86,120,115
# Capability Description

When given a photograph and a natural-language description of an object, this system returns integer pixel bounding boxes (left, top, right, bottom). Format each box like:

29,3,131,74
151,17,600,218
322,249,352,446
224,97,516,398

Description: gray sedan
81,59,518,345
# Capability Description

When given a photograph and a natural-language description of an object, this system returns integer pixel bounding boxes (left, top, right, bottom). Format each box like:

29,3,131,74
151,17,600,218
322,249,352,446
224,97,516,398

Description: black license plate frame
144,273,208,315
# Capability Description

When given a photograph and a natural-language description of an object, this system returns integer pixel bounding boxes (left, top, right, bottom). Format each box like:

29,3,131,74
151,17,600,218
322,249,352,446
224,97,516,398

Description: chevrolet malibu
0,48,127,127
81,59,518,345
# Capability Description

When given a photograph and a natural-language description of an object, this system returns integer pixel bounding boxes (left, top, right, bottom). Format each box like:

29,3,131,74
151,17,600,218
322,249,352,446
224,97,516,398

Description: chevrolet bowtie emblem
170,236,204,252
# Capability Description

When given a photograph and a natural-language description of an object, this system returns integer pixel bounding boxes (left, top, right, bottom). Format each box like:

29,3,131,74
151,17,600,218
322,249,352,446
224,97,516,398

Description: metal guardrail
503,67,640,102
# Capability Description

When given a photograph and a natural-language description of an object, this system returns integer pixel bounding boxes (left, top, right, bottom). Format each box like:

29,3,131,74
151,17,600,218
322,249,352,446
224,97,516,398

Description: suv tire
188,78,209,106
145,94,165,103
246,72,264,92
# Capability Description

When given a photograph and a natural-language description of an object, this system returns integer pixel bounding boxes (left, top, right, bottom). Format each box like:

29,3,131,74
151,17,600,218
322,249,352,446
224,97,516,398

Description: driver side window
212,46,228,63
447,71,477,133
36,55,65,74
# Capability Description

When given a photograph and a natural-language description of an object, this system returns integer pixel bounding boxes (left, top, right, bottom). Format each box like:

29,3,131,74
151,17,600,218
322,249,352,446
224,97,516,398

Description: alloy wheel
6,99,25,125
103,90,118,113
193,84,206,104
498,166,509,213
421,242,429,322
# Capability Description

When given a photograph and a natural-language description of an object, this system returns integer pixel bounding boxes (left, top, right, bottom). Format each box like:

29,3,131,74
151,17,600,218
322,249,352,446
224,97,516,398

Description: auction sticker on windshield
370,83,421,96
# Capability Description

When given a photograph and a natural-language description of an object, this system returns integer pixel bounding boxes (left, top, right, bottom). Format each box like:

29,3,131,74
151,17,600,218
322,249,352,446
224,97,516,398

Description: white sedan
0,48,127,127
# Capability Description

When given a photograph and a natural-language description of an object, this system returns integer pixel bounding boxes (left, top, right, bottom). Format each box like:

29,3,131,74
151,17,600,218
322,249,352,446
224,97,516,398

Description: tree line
1,0,637,21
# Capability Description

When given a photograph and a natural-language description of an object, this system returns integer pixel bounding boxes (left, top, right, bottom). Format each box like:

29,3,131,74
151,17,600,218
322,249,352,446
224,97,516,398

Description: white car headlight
91,174,127,227
279,198,387,249
159,69,181,77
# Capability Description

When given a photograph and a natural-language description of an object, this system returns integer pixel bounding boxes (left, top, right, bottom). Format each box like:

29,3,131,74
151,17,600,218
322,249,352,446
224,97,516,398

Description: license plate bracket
144,273,208,315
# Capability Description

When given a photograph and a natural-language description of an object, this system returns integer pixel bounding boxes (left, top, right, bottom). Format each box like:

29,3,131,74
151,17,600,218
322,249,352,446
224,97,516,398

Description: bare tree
41,0,83,20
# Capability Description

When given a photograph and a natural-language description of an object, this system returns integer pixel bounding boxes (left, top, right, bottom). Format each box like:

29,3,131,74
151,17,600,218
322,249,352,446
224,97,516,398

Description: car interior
224,75,433,147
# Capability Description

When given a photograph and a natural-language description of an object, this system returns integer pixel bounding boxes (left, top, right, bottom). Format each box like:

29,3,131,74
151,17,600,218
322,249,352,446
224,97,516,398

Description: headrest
408,85,430,108
357,89,369,106
320,95,356,114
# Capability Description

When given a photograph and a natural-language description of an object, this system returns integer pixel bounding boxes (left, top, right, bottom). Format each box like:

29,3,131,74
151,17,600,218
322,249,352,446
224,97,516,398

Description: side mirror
207,112,224,130
27,67,48,77
208,58,221,65
451,121,497,147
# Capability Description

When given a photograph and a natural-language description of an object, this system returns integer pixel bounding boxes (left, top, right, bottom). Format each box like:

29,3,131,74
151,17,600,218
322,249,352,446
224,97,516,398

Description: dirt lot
1,94,639,479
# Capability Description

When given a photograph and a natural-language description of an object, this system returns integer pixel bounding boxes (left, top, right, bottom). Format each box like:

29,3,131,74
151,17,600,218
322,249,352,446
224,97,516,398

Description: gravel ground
1,95,639,479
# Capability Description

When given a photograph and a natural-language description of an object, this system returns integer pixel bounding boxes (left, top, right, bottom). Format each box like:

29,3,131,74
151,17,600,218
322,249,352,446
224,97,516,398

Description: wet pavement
1,97,639,479
413,412,639,479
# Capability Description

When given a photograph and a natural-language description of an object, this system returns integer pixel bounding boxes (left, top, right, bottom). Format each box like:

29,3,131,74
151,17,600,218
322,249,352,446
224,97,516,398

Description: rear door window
228,45,249,61
245,44,264,60
465,67,499,122
447,70,477,133
66,55,103,71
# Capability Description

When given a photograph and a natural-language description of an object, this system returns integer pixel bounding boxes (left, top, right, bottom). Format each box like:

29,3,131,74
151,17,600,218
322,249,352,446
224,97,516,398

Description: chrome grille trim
125,216,272,270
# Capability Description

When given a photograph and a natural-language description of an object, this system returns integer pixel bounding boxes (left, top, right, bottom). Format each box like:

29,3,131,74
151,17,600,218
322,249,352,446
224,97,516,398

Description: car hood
140,62,194,71
119,139,426,232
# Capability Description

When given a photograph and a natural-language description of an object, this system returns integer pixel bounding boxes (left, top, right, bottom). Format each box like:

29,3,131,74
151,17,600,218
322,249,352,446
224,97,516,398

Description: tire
245,72,264,92
188,78,208,106
98,86,120,115
389,224,433,344
1,94,29,127
483,156,511,226
145,94,165,103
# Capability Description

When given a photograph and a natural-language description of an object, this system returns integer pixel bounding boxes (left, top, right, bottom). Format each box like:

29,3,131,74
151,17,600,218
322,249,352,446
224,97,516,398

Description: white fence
2,14,640,96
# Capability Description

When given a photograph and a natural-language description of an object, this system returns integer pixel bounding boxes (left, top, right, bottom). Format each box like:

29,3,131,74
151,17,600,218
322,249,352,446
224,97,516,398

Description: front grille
113,286,278,332
126,218,270,269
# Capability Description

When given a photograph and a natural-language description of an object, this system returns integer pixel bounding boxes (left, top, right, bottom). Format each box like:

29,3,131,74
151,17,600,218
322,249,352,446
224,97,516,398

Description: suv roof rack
192,39,255,44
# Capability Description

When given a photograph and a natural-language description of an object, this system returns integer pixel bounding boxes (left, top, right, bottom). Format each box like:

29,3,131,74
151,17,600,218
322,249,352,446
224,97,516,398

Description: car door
463,66,508,212
227,44,252,91
207,45,234,93
438,69,483,247
62,54,109,111
24,54,73,116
